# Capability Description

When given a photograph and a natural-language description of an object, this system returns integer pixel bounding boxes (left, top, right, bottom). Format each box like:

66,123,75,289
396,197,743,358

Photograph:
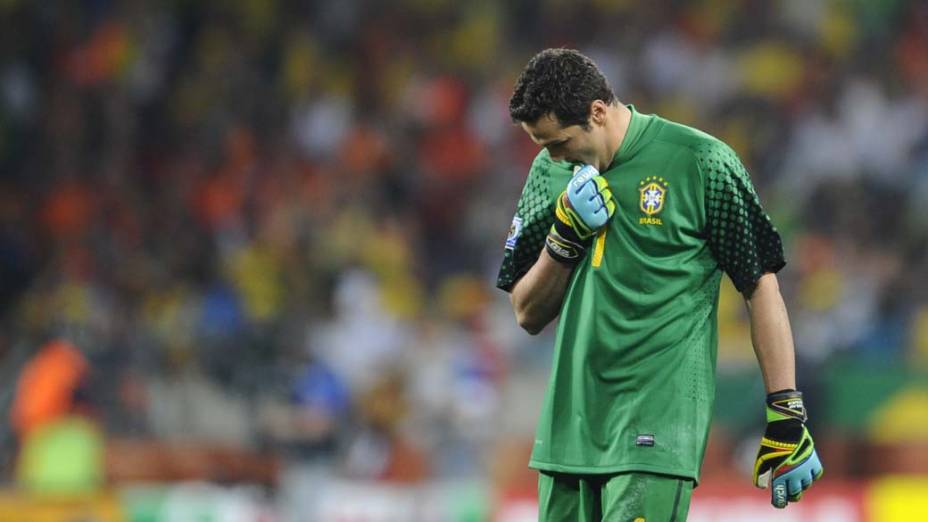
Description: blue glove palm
753,389,824,508
559,165,615,238
545,165,616,265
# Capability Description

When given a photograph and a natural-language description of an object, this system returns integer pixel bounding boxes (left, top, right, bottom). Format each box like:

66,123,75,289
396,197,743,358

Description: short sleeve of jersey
496,159,563,292
697,141,785,296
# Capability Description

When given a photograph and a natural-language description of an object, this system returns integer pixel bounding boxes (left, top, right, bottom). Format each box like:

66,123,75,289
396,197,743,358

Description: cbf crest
638,176,669,225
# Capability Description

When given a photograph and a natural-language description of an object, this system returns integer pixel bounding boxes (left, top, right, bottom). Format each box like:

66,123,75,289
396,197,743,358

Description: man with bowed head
496,48,822,521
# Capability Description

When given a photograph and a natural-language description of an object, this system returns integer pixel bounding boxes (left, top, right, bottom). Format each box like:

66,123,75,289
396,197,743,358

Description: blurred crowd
2,0,928,488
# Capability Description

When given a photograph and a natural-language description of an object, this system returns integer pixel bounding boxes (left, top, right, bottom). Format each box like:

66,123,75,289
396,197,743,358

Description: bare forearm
510,250,573,334
746,273,796,393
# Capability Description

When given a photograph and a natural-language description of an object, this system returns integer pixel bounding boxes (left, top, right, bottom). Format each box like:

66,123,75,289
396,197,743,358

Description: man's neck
602,103,632,170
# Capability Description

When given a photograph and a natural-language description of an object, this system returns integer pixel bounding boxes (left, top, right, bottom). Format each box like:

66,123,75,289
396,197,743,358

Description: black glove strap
545,218,594,266
764,389,806,443
545,230,585,265
766,389,807,423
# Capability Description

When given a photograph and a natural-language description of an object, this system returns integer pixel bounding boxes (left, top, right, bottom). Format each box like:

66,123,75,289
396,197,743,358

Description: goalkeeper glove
545,165,616,265
753,389,824,508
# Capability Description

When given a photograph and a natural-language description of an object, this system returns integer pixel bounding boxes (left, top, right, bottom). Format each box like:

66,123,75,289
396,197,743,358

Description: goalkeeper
497,48,822,521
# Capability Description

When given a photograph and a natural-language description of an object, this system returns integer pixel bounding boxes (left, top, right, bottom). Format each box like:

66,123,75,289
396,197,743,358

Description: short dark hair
509,48,616,129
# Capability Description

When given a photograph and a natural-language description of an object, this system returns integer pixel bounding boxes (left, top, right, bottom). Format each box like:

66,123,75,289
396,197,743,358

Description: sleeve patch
505,216,523,250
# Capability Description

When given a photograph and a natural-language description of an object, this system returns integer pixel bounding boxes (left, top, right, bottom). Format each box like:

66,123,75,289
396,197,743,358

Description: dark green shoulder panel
496,152,573,291
692,138,786,295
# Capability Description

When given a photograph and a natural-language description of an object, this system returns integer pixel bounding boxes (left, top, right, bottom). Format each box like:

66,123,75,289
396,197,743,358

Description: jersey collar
608,105,656,169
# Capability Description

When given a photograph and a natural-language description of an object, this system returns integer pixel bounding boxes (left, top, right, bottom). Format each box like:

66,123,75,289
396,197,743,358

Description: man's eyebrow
540,137,569,148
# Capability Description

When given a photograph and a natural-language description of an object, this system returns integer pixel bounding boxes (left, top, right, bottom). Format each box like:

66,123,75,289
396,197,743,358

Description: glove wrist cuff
545,224,587,266
766,389,807,423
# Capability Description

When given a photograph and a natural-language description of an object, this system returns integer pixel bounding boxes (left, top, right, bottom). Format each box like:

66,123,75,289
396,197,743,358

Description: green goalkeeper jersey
497,106,785,481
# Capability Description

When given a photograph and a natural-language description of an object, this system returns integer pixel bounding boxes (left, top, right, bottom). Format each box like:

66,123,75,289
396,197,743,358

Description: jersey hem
737,260,786,297
495,280,515,293
528,459,700,485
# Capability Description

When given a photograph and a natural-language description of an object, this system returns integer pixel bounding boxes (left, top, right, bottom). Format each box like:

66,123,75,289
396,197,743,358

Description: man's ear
590,100,607,126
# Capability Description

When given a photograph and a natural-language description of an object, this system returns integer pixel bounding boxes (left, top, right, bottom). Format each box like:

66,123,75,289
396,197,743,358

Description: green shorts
537,470,694,522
